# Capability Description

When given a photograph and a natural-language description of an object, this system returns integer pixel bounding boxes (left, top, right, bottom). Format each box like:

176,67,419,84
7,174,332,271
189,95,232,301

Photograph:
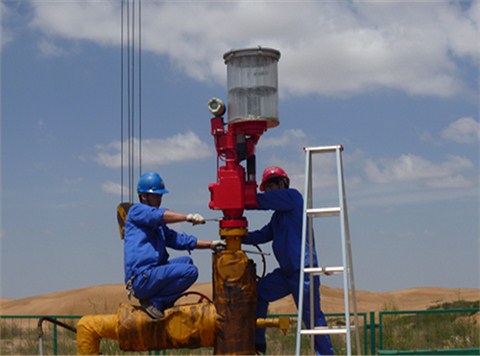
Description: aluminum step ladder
295,145,360,356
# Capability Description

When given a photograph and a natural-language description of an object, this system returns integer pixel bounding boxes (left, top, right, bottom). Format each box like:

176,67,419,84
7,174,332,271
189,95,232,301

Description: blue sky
1,1,479,299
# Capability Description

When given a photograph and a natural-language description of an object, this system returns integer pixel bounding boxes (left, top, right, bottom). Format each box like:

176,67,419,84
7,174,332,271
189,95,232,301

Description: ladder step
301,326,348,335
304,266,344,275
305,145,343,154
307,207,341,217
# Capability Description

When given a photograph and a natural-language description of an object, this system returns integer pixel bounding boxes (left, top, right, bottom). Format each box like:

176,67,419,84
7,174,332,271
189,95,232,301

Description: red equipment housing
208,117,267,228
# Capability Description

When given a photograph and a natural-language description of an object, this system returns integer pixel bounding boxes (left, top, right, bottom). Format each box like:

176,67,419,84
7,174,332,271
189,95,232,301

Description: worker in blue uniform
124,172,222,319
243,166,334,355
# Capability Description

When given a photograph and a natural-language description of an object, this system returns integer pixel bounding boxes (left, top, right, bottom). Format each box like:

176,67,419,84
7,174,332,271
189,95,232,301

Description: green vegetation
380,302,480,353
428,300,479,310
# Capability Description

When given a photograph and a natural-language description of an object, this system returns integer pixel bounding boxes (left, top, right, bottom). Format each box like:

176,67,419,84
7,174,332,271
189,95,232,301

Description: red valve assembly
208,112,267,229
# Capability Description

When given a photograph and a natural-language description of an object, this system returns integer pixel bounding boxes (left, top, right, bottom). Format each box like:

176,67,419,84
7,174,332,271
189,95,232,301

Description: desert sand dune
1,283,478,316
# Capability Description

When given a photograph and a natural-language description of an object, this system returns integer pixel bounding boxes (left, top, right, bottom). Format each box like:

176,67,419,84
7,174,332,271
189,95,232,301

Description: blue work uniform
243,188,334,355
124,203,198,311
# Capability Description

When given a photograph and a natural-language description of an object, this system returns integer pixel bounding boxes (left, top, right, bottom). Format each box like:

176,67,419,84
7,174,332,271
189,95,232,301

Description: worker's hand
186,213,205,225
210,240,226,251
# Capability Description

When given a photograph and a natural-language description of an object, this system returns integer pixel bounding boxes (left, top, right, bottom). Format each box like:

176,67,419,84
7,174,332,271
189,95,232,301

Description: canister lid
223,46,281,63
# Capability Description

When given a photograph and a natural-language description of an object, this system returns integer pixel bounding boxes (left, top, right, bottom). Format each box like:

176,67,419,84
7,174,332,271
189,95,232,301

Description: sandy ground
1,283,478,316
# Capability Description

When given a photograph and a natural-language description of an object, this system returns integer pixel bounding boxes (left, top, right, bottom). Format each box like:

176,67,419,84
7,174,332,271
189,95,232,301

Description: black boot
139,299,164,319
255,343,267,355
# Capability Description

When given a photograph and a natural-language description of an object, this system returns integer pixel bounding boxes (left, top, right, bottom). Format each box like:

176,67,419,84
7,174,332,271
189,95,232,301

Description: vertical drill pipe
213,230,257,355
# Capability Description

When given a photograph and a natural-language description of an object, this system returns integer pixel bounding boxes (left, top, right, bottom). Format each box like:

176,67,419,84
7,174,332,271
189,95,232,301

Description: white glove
186,213,205,225
211,240,226,250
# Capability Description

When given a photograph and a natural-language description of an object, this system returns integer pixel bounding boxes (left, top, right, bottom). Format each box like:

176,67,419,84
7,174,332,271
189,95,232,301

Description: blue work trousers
132,256,198,311
256,268,334,355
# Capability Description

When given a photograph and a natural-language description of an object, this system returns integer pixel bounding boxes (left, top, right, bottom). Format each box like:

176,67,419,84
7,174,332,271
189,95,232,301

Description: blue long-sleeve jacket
123,203,198,283
243,188,318,276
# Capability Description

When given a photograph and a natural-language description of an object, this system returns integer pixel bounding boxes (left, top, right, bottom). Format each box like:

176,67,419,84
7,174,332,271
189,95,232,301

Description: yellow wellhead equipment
213,228,257,354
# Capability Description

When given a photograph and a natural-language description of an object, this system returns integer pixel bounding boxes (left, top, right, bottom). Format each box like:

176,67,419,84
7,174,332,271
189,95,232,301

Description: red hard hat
260,166,289,191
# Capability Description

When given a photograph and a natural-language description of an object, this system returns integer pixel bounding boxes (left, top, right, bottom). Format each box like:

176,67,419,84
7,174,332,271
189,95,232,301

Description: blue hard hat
137,172,169,195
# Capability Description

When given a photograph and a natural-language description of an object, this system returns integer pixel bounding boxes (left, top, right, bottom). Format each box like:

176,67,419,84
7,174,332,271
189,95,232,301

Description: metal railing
37,316,77,355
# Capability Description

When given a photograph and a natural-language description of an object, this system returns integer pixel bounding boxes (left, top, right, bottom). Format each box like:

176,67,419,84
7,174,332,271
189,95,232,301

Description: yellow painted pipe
77,314,118,355
77,302,218,355
257,316,291,335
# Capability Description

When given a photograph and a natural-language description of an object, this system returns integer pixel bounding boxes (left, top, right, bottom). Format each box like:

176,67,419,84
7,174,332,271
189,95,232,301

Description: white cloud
259,129,306,148
22,0,479,98
442,117,480,144
426,175,472,189
0,2,14,50
94,141,122,168
350,181,478,208
37,38,71,57
101,181,123,195
364,154,474,189
94,131,212,168
63,177,84,186
30,1,119,45
418,130,441,146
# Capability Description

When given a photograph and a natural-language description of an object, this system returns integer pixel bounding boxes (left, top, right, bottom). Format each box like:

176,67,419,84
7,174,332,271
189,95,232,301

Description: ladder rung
305,145,343,154
307,207,341,217
304,266,344,275
301,326,348,335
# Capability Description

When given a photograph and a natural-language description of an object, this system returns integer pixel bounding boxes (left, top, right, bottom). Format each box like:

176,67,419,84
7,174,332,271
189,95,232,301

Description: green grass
380,301,480,352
